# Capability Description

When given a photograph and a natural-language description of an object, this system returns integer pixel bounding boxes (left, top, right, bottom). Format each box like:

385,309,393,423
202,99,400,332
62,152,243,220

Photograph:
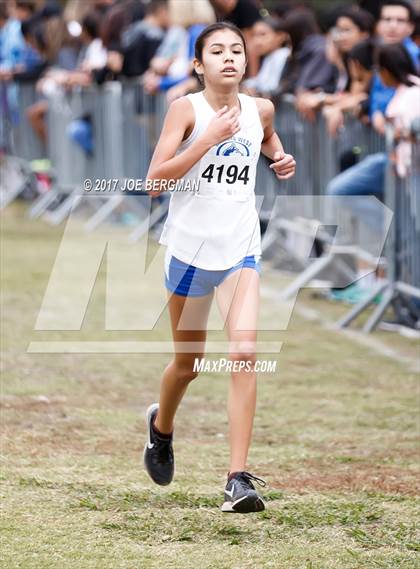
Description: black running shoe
143,403,174,486
221,471,267,513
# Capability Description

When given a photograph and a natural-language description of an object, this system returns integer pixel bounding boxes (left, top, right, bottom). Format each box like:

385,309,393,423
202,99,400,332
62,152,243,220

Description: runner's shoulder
166,96,195,132
167,95,194,117
254,97,275,125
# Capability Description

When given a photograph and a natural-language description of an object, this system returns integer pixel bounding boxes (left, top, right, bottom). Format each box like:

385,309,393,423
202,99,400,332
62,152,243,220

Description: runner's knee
173,356,203,382
229,341,257,366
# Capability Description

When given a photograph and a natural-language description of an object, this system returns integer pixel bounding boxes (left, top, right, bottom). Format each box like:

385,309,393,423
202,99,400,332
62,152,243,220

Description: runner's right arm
146,97,240,197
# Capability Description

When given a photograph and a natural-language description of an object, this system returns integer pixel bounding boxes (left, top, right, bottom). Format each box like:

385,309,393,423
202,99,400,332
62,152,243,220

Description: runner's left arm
257,98,296,181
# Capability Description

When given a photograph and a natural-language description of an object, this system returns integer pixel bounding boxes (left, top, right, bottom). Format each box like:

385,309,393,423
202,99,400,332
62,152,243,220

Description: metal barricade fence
322,114,387,261
1,81,45,160
3,83,418,331
258,95,320,261
337,126,420,331
46,81,170,232
258,97,388,293
46,81,142,189
82,81,169,235
23,80,163,226
1,82,45,209
3,84,384,230
396,140,420,292
47,86,94,189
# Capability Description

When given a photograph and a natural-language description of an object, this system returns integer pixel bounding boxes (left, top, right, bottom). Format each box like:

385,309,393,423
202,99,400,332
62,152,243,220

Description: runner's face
195,29,247,87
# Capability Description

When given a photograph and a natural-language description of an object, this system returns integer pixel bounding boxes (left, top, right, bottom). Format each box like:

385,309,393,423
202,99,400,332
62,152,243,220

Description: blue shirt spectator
369,38,419,118
0,16,42,72
0,18,26,70
402,36,420,70
369,73,396,117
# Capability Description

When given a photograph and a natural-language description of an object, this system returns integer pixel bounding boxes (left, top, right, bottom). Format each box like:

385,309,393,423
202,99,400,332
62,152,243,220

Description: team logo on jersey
216,140,250,157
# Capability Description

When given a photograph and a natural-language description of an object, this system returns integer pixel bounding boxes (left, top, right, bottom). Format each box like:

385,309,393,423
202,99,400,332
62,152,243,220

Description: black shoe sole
221,494,266,513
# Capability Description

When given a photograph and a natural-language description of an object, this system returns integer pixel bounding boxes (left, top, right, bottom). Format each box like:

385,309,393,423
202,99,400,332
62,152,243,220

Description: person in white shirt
379,42,420,177
142,21,295,513
242,16,290,96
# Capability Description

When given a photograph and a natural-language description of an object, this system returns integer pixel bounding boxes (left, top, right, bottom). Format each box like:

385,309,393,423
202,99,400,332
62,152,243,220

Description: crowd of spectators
1,0,419,142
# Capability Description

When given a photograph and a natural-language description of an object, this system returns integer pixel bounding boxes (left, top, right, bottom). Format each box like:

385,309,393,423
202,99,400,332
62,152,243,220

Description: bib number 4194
201,163,250,185
197,154,254,201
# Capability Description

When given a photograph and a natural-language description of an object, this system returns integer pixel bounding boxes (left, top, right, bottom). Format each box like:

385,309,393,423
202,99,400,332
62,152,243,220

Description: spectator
242,16,290,97
65,1,167,155
347,37,376,97
376,0,418,67
34,10,109,150
330,7,374,90
326,42,419,230
378,42,420,177
98,0,145,52
0,1,38,79
77,11,108,72
279,9,336,97
1,7,69,144
13,16,51,81
13,7,101,144
30,9,107,91
326,40,419,317
2,3,76,83
209,0,262,76
43,4,79,71
51,10,109,89
297,6,374,121
143,0,215,100
323,37,376,135
99,0,168,80
370,0,419,135
20,14,74,142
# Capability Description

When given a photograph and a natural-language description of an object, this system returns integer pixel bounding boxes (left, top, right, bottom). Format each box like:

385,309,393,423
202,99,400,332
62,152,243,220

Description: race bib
195,153,255,202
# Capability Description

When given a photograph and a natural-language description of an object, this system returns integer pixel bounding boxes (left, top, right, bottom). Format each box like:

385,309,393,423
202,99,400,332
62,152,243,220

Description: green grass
1,201,419,568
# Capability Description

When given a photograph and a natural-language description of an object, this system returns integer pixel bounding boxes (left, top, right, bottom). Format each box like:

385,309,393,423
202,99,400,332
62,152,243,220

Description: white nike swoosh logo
225,484,235,498
147,442,154,449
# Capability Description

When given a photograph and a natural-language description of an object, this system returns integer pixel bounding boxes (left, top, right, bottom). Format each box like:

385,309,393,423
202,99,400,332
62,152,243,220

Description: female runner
143,21,296,513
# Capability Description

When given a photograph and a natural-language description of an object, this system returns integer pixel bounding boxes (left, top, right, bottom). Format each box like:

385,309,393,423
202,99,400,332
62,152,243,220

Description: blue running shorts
164,251,261,297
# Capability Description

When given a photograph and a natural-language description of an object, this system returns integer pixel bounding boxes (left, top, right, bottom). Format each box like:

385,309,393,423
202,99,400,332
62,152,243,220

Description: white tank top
158,91,264,270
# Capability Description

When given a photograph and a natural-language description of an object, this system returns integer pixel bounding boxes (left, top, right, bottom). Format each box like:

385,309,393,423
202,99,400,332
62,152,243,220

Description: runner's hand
269,151,296,180
202,105,241,146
